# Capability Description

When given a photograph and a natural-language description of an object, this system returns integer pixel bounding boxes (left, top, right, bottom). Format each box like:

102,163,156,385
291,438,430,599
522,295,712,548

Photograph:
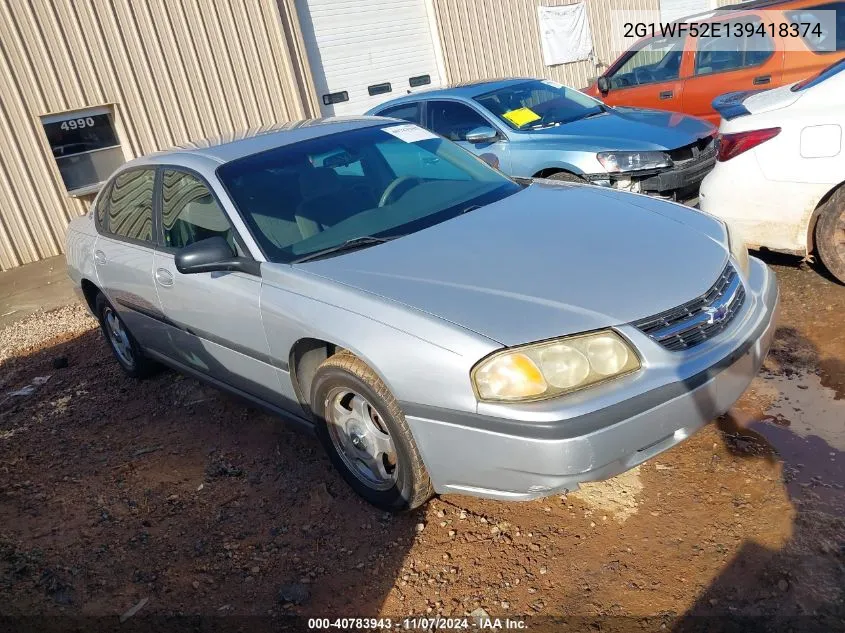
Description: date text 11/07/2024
307,617,528,629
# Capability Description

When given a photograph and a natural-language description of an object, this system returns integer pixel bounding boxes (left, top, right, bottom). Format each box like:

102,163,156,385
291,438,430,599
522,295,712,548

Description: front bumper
585,143,716,201
402,258,779,501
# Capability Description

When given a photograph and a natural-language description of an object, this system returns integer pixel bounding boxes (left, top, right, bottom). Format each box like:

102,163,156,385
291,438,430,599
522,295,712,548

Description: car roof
372,78,538,108
124,116,391,168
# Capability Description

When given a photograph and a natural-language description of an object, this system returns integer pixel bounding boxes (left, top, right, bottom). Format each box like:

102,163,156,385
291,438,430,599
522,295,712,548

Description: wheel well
289,338,340,413
533,167,570,179
80,279,100,313
806,180,845,255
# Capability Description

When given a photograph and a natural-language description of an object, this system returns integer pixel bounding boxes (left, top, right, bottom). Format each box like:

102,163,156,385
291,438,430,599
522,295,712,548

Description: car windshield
791,56,845,91
474,79,606,130
216,124,520,263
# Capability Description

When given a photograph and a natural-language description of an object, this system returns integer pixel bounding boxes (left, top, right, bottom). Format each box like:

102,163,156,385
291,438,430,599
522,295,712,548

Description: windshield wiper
291,236,397,263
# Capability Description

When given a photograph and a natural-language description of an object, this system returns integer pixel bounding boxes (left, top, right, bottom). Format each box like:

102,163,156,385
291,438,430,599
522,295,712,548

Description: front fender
259,265,500,416
511,145,601,178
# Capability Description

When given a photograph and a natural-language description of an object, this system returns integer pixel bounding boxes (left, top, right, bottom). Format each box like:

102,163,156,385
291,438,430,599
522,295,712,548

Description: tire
310,352,434,511
816,186,845,284
544,171,585,183
95,293,159,378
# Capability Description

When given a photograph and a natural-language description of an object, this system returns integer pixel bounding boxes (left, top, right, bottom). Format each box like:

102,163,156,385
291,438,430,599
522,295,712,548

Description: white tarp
538,3,593,67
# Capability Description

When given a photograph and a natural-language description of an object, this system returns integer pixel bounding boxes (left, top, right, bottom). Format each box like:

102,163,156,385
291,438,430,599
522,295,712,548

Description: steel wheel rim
325,387,398,491
103,307,135,368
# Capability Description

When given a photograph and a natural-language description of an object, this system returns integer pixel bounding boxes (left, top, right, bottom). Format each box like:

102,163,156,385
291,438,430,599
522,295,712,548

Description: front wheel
816,187,845,284
310,352,434,511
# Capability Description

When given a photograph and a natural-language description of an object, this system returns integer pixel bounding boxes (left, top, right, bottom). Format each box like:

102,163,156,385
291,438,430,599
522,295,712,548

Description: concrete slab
0,256,79,329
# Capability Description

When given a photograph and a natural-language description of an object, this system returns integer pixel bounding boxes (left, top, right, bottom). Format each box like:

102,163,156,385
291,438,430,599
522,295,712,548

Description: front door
600,35,688,113
93,168,169,355
426,100,511,172
152,168,287,408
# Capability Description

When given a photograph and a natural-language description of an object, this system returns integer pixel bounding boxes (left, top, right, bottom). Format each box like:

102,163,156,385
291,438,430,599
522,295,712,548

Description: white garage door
296,0,444,116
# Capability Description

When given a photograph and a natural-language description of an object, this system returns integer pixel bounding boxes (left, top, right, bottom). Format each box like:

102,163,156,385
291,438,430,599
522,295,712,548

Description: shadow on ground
674,327,845,632
0,326,419,628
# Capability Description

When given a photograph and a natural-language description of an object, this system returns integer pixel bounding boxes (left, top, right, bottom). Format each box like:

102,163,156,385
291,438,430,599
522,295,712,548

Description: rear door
599,35,688,112
683,16,783,122
781,2,845,84
151,168,288,408
93,167,169,355
425,100,511,172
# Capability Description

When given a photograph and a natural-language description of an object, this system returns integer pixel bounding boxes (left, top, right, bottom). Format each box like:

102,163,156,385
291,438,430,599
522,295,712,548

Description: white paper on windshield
382,124,438,143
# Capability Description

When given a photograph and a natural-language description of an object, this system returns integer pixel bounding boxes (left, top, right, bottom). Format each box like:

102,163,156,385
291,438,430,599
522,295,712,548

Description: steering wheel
634,67,652,85
379,176,423,207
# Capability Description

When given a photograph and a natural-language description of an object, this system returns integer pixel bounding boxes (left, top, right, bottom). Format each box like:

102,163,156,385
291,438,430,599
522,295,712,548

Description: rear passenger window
94,181,112,228
161,170,237,251
786,2,845,52
106,169,155,244
377,102,422,124
694,20,773,75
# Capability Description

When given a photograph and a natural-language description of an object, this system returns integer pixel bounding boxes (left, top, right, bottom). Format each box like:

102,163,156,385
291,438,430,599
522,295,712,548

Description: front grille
632,263,745,351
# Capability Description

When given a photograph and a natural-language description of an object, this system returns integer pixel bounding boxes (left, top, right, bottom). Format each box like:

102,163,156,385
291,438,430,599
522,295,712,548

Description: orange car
584,0,845,124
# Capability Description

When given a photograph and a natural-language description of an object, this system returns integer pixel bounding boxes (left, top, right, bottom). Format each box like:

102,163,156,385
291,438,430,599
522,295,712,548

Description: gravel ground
0,257,843,630
0,303,95,365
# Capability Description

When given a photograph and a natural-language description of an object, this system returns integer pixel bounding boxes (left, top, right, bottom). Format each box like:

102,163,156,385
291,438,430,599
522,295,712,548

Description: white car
700,59,845,283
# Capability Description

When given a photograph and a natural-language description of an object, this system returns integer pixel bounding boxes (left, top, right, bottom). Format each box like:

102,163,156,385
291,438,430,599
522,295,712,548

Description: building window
41,106,125,195
322,91,349,105
368,82,392,96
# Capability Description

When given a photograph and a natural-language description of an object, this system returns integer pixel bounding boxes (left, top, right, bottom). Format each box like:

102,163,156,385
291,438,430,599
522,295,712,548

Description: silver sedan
66,118,779,511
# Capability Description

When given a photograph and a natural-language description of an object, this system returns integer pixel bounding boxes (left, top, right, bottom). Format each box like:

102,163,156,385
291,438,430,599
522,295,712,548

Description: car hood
526,107,715,151
297,183,728,346
713,85,802,121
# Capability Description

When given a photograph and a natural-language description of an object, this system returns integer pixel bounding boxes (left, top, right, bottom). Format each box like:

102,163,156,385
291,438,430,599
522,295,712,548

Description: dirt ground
0,254,843,631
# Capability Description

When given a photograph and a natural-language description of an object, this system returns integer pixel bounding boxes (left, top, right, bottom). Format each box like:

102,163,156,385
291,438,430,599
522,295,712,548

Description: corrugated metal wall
432,0,661,89
0,0,318,271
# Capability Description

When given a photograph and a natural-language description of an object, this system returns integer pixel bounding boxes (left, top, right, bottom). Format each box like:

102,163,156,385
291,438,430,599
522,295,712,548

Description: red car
584,0,845,124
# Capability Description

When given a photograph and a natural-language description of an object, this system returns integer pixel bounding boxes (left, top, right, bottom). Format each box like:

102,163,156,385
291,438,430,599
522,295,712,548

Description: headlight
472,330,641,402
596,151,672,173
726,222,750,277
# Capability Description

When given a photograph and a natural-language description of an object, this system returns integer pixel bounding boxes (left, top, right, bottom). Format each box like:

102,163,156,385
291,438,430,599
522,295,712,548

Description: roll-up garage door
296,0,444,116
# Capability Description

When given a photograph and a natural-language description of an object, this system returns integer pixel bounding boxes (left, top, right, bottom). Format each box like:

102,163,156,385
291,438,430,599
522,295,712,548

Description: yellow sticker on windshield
502,107,541,127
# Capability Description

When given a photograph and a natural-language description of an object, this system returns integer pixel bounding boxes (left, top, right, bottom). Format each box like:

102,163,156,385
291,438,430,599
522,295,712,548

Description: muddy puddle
732,370,844,514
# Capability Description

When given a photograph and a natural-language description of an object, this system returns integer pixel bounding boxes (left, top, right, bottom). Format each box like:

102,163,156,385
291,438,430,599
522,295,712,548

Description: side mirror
464,126,498,144
174,236,260,276
597,76,611,95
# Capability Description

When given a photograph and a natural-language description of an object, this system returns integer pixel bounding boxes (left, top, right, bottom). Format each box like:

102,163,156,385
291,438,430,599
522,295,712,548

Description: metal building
0,0,694,270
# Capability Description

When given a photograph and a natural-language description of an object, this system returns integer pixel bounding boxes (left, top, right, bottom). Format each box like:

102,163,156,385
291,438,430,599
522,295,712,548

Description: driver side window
427,101,490,141
610,36,686,88
161,169,241,254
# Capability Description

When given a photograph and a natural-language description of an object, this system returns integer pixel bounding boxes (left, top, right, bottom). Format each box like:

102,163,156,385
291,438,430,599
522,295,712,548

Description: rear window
785,2,845,52
791,56,845,90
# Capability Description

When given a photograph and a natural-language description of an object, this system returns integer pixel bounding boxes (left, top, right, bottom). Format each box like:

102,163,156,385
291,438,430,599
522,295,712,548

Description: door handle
753,75,771,85
93,250,106,265
659,90,674,100
155,268,174,288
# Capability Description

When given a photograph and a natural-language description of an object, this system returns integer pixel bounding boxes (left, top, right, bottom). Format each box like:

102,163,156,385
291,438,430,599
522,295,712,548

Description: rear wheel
310,352,433,511
816,186,845,284
95,293,159,378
